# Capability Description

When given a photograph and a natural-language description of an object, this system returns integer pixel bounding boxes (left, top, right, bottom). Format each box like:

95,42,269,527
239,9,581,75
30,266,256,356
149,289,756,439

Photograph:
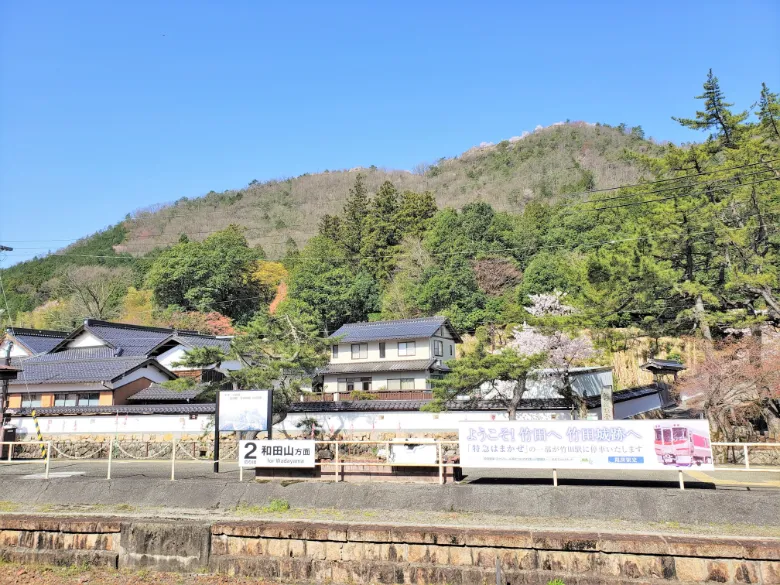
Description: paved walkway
0,458,778,489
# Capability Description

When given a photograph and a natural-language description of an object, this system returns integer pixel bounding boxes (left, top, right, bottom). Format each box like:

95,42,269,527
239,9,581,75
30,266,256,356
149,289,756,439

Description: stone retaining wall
0,516,778,584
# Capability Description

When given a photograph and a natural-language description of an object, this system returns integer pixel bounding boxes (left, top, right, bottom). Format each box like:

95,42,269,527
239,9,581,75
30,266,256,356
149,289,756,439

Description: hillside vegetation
122,122,659,257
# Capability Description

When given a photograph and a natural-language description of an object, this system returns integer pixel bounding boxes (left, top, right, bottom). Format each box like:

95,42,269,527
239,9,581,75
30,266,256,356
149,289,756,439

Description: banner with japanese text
459,420,714,470
238,440,315,468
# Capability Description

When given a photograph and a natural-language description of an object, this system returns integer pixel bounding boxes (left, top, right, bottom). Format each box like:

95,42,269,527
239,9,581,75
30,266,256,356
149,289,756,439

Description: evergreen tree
318,214,342,241
395,191,437,238
360,180,400,281
340,173,370,260
757,83,780,141
673,69,748,149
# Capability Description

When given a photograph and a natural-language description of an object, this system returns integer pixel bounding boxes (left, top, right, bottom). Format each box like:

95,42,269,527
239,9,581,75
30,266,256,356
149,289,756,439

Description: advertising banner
459,420,714,470
238,440,316,468
217,390,270,432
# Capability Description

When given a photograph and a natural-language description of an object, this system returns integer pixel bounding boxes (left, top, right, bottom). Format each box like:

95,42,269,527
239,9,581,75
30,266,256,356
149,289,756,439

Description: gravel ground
0,563,278,585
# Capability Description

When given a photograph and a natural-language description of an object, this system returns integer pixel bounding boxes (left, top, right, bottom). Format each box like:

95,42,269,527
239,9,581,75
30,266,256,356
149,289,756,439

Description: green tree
287,236,379,333
756,83,780,141
340,173,370,260
145,225,264,322
395,191,437,238
424,343,546,420
360,180,400,281
673,69,748,149
173,308,328,424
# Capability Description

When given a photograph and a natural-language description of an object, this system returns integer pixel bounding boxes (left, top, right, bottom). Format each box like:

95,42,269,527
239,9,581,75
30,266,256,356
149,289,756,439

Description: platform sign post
214,389,272,473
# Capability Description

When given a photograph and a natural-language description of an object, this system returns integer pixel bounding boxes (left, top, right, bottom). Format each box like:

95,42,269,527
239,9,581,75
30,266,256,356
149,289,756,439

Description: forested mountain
122,122,658,258
2,121,658,321
2,72,779,363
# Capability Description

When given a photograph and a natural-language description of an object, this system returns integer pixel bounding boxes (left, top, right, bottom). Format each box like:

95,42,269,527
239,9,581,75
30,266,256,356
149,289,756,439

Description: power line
574,157,780,202
589,176,780,211
578,167,775,207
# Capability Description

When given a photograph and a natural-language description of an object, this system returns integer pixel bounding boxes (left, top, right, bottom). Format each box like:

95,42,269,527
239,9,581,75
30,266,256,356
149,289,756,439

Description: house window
351,343,368,359
54,394,79,407
54,393,100,407
331,345,339,359
398,341,416,356
434,340,443,357
379,342,386,358
21,395,42,408
337,377,372,392
78,393,100,406
387,378,415,391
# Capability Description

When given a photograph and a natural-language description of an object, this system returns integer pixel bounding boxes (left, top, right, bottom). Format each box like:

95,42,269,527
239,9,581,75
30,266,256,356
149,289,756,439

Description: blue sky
1,0,778,265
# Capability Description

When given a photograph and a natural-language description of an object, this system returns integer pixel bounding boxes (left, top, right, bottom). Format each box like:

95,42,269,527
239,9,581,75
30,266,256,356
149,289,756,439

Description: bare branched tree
56,266,132,320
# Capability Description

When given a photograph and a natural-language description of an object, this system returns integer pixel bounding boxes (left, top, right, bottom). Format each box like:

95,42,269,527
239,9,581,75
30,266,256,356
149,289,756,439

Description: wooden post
553,469,558,487
678,470,685,490
743,445,750,470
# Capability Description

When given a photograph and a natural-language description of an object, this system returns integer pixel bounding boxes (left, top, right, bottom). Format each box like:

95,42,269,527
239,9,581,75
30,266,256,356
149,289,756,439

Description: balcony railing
300,391,433,402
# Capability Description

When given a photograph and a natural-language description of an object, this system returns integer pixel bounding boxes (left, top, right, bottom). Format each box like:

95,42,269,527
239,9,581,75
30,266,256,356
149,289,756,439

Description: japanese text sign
218,390,270,432
239,440,316,468
459,420,714,470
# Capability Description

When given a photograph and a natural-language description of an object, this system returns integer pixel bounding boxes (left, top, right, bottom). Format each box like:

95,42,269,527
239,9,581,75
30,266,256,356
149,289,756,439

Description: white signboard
239,440,316,468
218,390,270,432
459,420,714,471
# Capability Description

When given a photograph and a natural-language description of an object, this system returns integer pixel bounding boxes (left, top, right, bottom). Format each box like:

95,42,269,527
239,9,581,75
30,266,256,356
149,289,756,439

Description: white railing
0,439,778,489
711,442,780,471
0,441,51,479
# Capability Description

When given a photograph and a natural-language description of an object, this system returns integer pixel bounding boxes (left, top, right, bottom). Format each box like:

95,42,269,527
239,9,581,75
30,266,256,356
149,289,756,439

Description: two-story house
6,319,233,410
321,316,461,397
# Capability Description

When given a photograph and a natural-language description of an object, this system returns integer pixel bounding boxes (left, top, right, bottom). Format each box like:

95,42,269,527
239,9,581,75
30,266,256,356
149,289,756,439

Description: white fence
1,439,778,490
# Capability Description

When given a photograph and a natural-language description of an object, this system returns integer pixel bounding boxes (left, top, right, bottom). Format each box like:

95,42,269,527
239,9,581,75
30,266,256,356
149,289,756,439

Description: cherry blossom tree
510,324,598,418
510,291,599,418
679,338,780,453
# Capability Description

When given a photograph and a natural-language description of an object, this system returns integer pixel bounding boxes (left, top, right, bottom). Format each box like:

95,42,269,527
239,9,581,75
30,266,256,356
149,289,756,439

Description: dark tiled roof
320,358,450,375
5,328,69,354
13,403,216,416
641,358,686,372
82,322,173,356
329,316,462,343
127,383,205,402
9,357,172,385
49,320,232,358
10,386,662,416
25,347,119,362
149,334,232,355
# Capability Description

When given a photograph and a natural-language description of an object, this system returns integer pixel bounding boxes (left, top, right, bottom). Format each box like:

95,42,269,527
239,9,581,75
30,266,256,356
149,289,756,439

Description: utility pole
1,245,13,427
1,341,12,426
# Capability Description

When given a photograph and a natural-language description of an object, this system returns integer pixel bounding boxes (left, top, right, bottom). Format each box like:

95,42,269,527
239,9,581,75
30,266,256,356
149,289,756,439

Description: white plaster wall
67,332,106,348
156,346,191,371
1,338,31,358
9,413,212,436
5,393,662,437
114,364,171,387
